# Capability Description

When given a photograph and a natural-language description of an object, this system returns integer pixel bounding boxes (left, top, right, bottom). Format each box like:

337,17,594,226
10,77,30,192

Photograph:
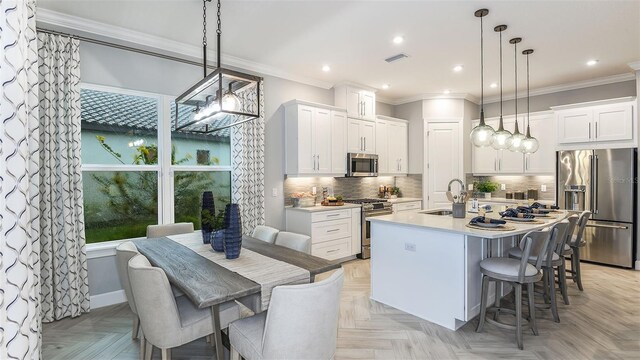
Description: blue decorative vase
211,230,225,252
223,204,242,259
201,191,215,243
202,230,213,244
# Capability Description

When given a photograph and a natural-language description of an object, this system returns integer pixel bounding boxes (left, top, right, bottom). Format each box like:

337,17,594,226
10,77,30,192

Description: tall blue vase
223,204,242,259
201,191,215,244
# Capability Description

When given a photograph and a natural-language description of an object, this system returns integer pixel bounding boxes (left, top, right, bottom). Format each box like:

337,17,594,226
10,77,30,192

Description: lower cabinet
285,207,362,261
392,200,422,213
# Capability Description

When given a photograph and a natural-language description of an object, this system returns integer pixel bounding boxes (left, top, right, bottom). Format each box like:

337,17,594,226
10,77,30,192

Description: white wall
376,101,394,117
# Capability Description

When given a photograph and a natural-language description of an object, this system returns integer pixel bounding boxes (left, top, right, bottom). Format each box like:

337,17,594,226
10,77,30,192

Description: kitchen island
368,209,568,330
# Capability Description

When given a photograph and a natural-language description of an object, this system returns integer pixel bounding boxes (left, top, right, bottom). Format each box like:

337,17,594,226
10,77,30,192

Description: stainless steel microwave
347,153,378,177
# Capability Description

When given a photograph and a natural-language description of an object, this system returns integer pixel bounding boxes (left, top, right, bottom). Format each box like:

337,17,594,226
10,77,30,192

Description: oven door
347,153,378,177
362,209,393,258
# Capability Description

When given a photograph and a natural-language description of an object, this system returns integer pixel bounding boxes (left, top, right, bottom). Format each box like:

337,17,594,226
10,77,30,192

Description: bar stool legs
558,261,570,305
476,275,489,333
572,247,584,291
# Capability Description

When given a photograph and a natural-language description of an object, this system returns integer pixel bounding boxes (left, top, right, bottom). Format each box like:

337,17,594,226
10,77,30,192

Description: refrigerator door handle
593,155,599,214
589,154,594,213
586,223,629,230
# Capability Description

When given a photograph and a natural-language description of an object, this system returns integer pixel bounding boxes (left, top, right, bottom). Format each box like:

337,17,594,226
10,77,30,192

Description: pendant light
491,24,512,150
508,37,526,152
175,0,262,133
469,8,495,147
521,49,539,153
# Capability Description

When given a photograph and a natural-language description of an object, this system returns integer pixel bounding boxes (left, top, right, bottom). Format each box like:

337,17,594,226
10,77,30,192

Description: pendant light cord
526,52,530,128
499,30,503,118
514,40,518,130
480,14,484,115
202,0,208,77
217,0,222,68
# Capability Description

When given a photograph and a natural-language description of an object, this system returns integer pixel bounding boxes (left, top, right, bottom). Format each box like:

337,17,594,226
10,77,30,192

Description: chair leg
132,316,140,340
514,283,523,350
527,282,538,336
231,346,241,360
574,248,584,291
161,348,171,360
139,335,146,360
548,267,560,323
542,269,550,304
476,275,489,333
493,280,501,321
144,340,153,360
559,262,570,305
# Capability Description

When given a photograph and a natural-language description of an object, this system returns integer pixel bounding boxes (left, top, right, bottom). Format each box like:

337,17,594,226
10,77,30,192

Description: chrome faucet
447,178,465,192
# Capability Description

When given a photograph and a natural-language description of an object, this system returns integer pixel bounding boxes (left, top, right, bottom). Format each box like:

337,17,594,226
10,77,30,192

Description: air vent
385,53,409,63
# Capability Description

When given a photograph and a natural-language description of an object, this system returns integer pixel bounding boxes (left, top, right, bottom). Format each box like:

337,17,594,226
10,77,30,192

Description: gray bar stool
555,215,579,305
508,220,569,323
563,211,591,291
476,228,552,350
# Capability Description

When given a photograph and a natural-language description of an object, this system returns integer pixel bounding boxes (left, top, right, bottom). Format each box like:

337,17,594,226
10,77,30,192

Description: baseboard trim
635,260,640,271
90,289,127,309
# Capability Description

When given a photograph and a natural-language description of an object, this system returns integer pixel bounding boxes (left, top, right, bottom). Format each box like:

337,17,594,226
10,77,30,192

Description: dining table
132,232,341,360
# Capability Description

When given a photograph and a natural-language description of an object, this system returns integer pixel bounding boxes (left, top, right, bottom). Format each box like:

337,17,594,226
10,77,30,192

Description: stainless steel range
343,198,393,259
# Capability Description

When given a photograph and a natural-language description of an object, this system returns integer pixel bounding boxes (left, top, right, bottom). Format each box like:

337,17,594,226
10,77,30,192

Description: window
81,84,232,244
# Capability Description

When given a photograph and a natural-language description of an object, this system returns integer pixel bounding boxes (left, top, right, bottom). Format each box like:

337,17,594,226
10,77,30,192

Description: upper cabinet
347,119,376,154
335,84,376,121
285,100,348,176
524,114,555,174
376,116,408,175
554,98,636,148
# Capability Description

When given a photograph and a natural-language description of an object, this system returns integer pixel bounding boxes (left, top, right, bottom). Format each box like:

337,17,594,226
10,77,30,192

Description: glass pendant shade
521,124,539,153
470,112,495,147
509,119,526,152
491,117,512,150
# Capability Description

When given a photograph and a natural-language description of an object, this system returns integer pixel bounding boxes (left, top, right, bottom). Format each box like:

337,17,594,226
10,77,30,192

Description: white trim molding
36,8,334,90
628,61,640,71
90,290,127,309
385,93,479,106
549,96,636,111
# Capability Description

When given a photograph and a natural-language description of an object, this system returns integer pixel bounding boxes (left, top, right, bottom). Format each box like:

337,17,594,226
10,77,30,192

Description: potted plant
390,186,401,199
475,180,499,199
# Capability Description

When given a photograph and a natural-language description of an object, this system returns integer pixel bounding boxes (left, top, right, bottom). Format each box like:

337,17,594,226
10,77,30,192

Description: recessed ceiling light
490,82,498,88
586,59,599,66
443,90,451,95
453,65,464,72
382,84,390,90
393,36,404,44
322,65,331,72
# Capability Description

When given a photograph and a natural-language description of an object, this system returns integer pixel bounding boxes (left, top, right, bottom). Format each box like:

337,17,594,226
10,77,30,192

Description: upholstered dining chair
115,241,143,340
274,231,312,254
251,225,279,244
563,211,591,291
229,268,344,360
477,228,552,350
146,222,194,238
128,254,241,360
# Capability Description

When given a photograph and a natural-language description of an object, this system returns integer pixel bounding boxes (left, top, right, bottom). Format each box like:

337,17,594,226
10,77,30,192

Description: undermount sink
420,209,453,216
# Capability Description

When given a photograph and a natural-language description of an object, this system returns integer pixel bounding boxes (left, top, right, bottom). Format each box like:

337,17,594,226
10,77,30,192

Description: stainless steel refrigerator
557,148,636,268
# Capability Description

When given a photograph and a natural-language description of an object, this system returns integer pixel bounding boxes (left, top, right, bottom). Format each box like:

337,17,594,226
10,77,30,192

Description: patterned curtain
37,33,90,322
0,0,41,358
232,81,266,233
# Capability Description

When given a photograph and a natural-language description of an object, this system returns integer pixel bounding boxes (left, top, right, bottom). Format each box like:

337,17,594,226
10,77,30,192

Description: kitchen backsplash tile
284,174,422,205
465,174,556,201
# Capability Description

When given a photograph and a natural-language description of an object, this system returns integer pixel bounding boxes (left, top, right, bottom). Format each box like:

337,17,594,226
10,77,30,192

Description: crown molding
484,72,636,104
629,61,640,71
332,81,379,93
36,8,334,90
387,93,479,106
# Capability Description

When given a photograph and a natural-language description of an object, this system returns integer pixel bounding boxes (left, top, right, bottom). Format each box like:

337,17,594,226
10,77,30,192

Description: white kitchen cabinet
496,119,524,174
347,118,376,154
555,99,635,145
334,84,376,121
471,119,499,174
376,116,409,174
284,100,347,176
427,122,462,209
392,200,422,213
524,114,555,174
285,207,362,261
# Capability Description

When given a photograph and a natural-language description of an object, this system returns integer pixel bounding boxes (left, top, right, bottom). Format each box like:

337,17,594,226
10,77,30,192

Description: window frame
81,83,233,251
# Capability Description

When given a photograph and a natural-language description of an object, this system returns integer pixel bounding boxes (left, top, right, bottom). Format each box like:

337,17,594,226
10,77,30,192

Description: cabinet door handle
317,154,320,170
499,158,502,171
364,137,367,151
595,122,598,139
494,159,497,171
326,213,340,217
589,123,591,139
327,248,340,253
327,228,340,233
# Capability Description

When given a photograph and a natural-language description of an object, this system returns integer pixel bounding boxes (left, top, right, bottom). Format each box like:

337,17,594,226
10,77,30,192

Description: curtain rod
36,27,217,70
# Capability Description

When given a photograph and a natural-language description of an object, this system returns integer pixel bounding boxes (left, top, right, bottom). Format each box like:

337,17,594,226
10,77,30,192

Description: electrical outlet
501,183,506,191
541,184,547,192
468,184,474,191
272,188,278,197
405,243,416,252
312,186,317,195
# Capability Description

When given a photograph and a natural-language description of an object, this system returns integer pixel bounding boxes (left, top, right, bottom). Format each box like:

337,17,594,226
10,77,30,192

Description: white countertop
477,197,556,205
386,197,422,203
368,208,569,239
285,203,362,212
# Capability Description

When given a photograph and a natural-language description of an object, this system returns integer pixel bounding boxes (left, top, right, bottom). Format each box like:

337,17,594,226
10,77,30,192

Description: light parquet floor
42,260,640,360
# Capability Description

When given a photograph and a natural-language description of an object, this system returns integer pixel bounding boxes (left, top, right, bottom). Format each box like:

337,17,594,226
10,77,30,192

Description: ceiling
38,0,640,102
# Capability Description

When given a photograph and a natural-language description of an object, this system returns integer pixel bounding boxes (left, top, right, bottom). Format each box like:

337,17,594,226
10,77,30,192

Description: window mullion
161,95,173,224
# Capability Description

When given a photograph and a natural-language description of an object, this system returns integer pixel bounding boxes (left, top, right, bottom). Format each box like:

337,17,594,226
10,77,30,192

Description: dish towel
500,208,534,218
531,202,559,210
470,216,507,225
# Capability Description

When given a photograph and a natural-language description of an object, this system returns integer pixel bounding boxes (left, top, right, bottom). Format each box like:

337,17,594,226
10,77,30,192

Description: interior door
347,119,362,153
375,120,389,173
361,121,376,154
592,148,634,222
330,111,347,175
427,122,461,209
297,105,315,174
314,108,332,173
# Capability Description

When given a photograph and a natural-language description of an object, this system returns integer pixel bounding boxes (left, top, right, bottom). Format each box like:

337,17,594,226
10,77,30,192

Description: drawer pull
326,228,340,233
326,249,340,253
326,214,341,217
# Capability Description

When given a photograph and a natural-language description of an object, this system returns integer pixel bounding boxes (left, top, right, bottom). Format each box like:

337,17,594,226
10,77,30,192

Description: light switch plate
468,184,474,191
272,188,278,197
541,184,547,192
501,184,506,190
